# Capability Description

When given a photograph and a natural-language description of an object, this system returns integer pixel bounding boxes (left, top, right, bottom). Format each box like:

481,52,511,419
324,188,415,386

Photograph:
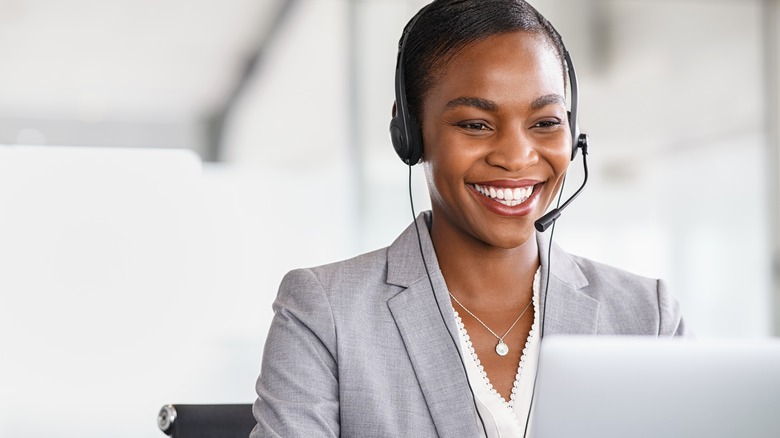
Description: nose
485,125,539,172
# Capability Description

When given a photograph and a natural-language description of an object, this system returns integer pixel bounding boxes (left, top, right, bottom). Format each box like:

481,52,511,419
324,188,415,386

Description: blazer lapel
536,232,601,335
386,213,481,438
382,215,602,436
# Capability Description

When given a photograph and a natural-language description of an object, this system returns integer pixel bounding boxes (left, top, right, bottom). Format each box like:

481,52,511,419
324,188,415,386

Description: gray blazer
251,212,689,437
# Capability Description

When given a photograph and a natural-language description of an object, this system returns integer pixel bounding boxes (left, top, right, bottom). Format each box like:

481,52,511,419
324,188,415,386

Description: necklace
449,293,533,357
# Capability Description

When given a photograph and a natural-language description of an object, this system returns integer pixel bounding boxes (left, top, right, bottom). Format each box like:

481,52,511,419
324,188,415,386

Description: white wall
0,146,355,437
1,2,358,436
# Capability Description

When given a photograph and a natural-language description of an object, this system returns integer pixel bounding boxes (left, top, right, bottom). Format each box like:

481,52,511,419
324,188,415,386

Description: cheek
554,150,573,175
423,159,457,213
424,153,457,195
422,141,473,206
552,156,573,194
422,129,458,179
548,134,574,173
542,143,573,194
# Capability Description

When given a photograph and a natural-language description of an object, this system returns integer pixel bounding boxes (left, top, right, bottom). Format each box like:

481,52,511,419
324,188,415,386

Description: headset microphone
534,132,589,232
533,48,590,233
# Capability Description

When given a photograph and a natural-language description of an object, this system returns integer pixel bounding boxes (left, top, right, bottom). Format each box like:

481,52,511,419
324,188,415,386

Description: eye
532,119,563,130
456,121,491,131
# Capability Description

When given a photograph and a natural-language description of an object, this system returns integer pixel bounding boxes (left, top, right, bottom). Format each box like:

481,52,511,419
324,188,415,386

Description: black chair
157,404,255,438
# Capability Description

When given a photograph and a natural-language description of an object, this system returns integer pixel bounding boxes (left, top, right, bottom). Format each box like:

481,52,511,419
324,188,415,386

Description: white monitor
531,336,780,438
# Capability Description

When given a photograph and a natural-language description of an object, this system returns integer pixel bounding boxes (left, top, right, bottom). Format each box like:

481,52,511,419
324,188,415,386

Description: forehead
425,31,565,108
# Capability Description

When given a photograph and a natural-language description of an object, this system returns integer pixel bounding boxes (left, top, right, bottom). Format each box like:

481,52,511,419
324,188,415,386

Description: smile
473,183,534,207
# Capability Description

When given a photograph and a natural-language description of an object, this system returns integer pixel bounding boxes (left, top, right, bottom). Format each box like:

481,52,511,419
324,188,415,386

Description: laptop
530,336,780,438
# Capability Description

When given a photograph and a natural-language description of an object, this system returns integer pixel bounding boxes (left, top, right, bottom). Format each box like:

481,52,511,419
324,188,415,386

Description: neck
429,216,539,310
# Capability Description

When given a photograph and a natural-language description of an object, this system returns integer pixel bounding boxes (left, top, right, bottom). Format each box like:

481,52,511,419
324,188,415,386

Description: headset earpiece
390,104,423,165
568,118,588,161
573,133,588,160
390,10,426,166
567,110,577,161
563,51,588,162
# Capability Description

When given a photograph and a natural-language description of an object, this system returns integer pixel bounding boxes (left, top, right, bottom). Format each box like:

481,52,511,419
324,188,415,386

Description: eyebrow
445,96,498,112
530,94,566,110
445,94,566,112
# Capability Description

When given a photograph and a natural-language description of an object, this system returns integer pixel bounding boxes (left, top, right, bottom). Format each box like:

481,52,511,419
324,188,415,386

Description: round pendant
495,341,509,356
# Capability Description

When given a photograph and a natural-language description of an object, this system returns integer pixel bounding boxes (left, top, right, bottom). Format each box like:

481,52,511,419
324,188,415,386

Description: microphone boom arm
534,135,589,232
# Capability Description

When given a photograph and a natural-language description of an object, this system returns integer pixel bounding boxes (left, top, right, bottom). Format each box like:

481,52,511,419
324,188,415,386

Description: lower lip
469,184,542,217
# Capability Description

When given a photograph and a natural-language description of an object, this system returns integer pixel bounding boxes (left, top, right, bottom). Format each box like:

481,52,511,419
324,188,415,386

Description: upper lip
469,179,542,188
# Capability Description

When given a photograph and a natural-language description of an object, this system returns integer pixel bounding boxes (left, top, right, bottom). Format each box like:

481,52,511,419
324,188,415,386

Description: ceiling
0,0,283,122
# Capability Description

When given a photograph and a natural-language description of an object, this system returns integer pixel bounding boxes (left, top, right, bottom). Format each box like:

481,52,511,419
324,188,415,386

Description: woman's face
421,31,571,250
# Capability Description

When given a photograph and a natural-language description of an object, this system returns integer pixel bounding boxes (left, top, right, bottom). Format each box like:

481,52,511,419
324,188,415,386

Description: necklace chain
449,292,533,356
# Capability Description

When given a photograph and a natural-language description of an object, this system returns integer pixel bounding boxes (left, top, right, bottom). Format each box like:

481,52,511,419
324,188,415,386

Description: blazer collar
386,211,438,288
384,213,600,435
536,231,600,335
386,212,481,437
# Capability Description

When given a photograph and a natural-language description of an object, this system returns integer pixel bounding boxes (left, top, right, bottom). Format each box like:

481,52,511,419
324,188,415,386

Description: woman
251,0,689,436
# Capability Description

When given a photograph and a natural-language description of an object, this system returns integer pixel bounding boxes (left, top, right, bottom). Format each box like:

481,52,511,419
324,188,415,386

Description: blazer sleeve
657,279,693,337
251,269,340,438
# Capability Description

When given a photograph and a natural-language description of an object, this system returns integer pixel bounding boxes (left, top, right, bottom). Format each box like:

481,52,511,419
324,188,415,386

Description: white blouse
452,268,541,437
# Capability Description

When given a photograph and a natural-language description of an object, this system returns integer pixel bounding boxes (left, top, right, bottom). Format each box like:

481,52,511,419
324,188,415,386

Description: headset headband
390,6,587,164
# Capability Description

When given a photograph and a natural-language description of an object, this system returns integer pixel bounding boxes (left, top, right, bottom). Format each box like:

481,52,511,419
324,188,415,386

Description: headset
390,5,589,229
390,14,588,168
390,3,591,437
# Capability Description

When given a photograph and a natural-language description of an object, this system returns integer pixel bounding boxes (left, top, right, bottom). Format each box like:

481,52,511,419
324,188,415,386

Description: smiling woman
422,31,571,251
250,1,690,437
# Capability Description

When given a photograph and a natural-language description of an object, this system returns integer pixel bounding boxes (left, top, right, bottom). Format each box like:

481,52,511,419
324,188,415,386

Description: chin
478,225,537,250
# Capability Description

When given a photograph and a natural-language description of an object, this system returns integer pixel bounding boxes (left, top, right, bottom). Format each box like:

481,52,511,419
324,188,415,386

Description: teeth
473,184,534,207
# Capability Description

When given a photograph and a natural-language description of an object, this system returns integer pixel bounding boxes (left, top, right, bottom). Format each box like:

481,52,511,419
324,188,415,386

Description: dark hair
401,0,567,124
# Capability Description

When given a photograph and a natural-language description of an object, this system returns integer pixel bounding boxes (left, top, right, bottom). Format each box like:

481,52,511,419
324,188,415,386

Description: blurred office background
1,0,778,436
